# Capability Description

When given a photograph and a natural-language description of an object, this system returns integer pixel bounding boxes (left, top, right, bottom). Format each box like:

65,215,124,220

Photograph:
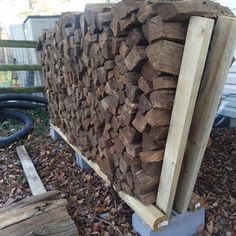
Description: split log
124,46,148,71
145,109,171,127
139,150,164,163
141,61,160,81
151,0,233,21
149,90,175,110
142,15,187,43
113,0,145,20
136,2,157,24
153,76,177,90
146,40,184,75
132,112,147,133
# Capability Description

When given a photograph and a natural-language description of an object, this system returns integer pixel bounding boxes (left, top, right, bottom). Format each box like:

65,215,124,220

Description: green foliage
0,71,11,87
18,0,54,19
0,107,49,138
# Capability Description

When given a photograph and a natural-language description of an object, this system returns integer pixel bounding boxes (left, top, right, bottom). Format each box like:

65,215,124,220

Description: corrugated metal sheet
219,51,236,118
23,16,60,86
9,17,60,87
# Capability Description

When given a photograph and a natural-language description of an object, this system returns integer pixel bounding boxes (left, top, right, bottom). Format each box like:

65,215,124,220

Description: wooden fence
0,39,44,93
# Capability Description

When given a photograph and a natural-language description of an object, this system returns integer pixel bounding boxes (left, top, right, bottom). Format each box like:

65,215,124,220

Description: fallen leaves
195,128,236,236
1,116,236,235
0,148,31,208
27,133,136,235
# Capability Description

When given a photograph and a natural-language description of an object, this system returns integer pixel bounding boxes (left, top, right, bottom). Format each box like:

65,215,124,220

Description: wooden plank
27,218,78,236
0,199,67,230
0,39,37,48
188,193,206,212
174,16,236,213
51,124,167,231
16,145,46,196
0,206,75,236
0,191,59,214
0,64,41,71
155,16,214,216
0,86,45,94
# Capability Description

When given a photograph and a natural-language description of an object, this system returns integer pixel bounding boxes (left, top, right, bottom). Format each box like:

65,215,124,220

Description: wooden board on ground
174,16,236,213
51,123,167,231
155,16,214,216
0,191,79,236
16,145,46,196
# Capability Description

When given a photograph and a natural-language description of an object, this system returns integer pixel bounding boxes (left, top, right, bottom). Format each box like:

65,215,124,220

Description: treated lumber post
174,16,236,213
155,16,214,217
0,40,37,48
0,86,45,94
0,64,41,71
16,145,46,196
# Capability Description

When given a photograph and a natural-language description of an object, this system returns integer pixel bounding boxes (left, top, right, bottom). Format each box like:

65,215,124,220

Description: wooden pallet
51,14,236,231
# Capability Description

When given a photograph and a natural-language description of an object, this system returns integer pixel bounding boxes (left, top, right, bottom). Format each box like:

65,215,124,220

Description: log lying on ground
38,0,232,205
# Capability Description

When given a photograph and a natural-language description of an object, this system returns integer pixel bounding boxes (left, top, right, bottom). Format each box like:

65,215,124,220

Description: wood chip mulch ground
0,133,136,236
0,114,235,235
195,128,236,236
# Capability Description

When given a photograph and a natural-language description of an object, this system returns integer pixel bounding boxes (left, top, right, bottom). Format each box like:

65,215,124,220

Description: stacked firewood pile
38,0,232,205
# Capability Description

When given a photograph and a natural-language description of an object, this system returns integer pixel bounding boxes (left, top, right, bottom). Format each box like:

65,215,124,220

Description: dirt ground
0,109,235,236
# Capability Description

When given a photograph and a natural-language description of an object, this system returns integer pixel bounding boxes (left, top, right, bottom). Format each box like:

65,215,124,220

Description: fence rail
0,40,37,48
0,64,42,71
0,86,45,94
0,39,44,92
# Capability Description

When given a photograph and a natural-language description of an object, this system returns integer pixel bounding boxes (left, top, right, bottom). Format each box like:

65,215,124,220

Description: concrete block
50,127,61,141
75,152,92,171
132,208,205,236
230,118,236,127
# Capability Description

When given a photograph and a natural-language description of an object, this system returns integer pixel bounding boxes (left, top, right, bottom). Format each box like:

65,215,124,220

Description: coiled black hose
0,111,34,148
213,114,230,128
0,94,48,104
0,101,46,110
0,94,48,148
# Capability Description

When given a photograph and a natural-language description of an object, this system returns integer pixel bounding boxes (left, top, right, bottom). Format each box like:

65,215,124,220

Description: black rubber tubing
0,94,48,105
0,95,48,148
0,110,34,148
213,115,230,128
0,101,46,110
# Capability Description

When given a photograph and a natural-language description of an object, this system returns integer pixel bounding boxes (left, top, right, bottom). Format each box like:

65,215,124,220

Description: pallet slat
174,16,236,213
16,145,46,196
156,16,214,216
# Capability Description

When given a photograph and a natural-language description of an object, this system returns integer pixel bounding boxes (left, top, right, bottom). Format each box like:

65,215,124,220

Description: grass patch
0,108,49,138
0,118,23,137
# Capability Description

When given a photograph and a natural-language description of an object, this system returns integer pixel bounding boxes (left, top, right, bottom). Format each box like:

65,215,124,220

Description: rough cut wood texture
38,0,232,205
0,192,79,236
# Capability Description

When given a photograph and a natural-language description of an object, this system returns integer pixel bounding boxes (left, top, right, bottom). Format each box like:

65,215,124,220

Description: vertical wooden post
174,16,236,213
156,16,214,216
